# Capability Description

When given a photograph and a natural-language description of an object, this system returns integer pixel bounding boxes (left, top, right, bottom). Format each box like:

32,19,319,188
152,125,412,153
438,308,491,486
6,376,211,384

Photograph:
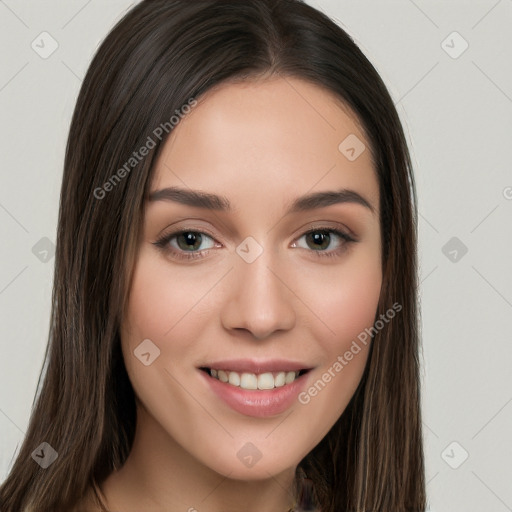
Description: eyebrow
147,186,376,215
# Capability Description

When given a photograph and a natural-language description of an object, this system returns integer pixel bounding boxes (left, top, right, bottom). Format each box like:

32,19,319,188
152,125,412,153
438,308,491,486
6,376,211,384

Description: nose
220,250,296,340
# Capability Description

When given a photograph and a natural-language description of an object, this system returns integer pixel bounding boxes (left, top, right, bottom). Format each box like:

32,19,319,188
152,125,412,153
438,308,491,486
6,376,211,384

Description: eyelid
293,220,358,241
152,227,221,256
154,224,220,244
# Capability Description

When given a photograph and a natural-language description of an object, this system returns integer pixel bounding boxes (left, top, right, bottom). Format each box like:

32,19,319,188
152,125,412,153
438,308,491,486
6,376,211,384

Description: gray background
1,1,511,511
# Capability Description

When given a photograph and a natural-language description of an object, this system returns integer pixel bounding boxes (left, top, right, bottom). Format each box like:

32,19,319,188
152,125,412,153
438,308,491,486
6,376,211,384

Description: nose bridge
221,240,296,339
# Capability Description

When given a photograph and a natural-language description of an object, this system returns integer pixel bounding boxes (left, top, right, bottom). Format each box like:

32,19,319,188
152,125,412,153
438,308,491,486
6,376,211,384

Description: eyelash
153,227,357,261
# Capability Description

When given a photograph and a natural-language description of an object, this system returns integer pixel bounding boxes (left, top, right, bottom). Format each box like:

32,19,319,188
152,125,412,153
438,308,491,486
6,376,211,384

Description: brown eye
176,232,204,251
298,229,353,251
305,231,331,250
153,230,217,256
291,227,356,259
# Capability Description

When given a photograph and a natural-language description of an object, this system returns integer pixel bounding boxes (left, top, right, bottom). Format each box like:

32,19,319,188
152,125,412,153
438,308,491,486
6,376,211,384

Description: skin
80,76,382,512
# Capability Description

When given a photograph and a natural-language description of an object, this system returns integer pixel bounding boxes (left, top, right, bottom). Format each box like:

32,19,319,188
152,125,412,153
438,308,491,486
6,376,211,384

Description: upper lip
199,358,313,374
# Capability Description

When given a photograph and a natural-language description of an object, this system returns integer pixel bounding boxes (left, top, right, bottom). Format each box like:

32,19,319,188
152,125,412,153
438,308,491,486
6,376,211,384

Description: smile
198,361,313,417
201,368,309,390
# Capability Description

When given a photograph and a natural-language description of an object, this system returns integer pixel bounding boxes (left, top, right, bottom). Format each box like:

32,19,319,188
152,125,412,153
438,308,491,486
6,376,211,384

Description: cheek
121,250,211,355
120,248,228,404
289,248,382,443
296,246,382,352
119,253,199,403
322,265,381,344
119,253,215,445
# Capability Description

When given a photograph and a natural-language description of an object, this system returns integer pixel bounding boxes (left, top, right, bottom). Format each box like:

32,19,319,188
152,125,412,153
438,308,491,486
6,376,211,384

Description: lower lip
199,370,309,418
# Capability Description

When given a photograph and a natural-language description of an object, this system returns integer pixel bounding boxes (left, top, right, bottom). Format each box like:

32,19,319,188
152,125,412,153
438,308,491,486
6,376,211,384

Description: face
120,76,382,480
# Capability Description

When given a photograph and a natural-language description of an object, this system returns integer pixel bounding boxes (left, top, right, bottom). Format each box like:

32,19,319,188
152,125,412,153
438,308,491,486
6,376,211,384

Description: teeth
257,372,274,390
208,369,302,389
228,372,240,386
240,373,258,389
274,372,286,387
285,371,296,384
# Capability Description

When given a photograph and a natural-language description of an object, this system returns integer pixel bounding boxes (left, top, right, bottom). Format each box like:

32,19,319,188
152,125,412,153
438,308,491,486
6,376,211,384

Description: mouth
197,359,314,417
199,364,312,418
199,367,310,390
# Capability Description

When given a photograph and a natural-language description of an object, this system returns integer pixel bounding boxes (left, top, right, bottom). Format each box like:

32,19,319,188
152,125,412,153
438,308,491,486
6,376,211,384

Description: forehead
150,76,379,213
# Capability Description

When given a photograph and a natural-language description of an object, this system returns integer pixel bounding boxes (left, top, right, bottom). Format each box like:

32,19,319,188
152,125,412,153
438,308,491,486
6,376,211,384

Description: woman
0,0,426,510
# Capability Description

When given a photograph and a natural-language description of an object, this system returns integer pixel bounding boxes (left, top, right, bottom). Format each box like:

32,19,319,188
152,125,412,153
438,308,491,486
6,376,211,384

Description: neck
100,401,298,512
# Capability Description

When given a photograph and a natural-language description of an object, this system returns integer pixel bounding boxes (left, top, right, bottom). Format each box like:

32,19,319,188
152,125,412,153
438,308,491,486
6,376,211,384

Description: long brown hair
0,1,425,510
